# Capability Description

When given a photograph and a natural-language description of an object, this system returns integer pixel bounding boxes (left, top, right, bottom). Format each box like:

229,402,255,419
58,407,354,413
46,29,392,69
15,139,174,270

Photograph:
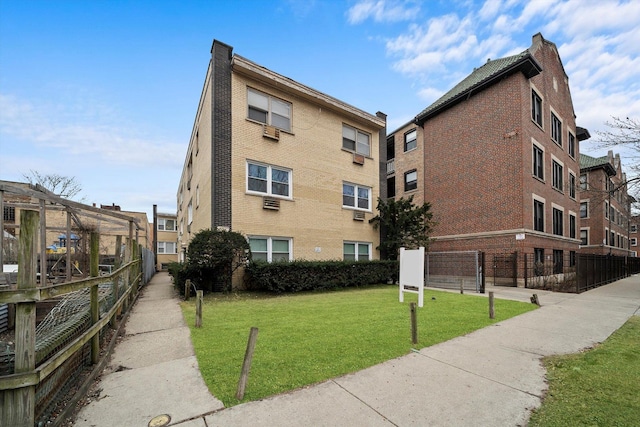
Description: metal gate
425,251,482,292
492,252,517,287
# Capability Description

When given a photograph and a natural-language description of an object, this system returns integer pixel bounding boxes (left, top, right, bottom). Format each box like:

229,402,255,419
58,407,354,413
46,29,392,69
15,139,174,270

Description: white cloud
347,0,420,24
0,93,184,169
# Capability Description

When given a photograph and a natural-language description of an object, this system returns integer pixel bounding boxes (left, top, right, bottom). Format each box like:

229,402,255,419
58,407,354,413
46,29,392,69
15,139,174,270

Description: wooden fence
0,182,147,426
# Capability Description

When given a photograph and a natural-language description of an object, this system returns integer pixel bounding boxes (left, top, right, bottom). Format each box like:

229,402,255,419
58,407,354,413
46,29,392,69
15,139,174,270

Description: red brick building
579,151,633,256
388,33,590,273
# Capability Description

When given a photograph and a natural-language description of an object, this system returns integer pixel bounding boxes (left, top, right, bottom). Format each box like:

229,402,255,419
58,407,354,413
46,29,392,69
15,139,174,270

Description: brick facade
389,34,584,268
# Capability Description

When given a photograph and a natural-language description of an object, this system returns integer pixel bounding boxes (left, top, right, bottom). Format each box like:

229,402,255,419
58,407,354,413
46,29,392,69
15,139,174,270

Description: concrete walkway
73,273,640,427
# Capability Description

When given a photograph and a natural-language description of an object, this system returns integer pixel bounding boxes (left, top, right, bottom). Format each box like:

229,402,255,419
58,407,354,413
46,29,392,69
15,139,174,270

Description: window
404,170,417,192
187,200,193,225
580,201,588,218
247,88,291,131
533,144,544,180
631,224,637,233
196,185,200,208
157,218,176,231
580,229,588,245
3,206,15,223
247,162,292,198
569,214,576,239
343,242,371,261
569,173,576,199
552,160,563,191
343,183,371,210
342,124,370,156
553,249,563,274
551,112,562,146
387,176,396,198
553,207,563,236
568,132,576,158
579,173,587,190
632,238,637,246
249,237,291,262
157,242,177,254
534,200,544,232
531,89,543,127
569,251,576,267
534,248,544,276
404,129,417,152
610,230,615,246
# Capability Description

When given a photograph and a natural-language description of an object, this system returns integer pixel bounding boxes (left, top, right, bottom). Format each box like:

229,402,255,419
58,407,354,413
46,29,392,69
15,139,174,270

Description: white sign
516,233,525,240
399,247,425,307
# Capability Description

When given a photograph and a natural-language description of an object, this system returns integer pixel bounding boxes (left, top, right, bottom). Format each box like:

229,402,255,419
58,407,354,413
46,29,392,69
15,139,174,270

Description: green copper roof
416,50,541,123
580,153,616,175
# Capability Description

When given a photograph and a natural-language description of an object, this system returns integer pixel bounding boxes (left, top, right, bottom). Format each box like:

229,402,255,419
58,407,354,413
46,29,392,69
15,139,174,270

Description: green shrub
245,259,398,293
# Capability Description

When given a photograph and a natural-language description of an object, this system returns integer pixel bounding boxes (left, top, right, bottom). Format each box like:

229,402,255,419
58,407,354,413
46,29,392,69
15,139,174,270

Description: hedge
244,259,399,293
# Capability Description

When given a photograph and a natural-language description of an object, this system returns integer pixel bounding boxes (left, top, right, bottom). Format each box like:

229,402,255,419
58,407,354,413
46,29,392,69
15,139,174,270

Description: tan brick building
388,33,589,272
579,151,633,256
153,210,178,270
177,40,386,265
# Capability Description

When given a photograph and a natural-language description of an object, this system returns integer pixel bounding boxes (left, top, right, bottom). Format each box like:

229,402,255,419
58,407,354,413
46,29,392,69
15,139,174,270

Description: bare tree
22,170,84,200
596,117,640,149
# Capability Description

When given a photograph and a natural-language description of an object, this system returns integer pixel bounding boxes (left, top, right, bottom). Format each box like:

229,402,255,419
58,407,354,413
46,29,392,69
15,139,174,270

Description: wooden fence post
410,302,418,345
236,327,259,400
6,209,39,427
195,290,203,328
489,291,495,319
90,232,100,364
185,279,191,301
459,279,464,294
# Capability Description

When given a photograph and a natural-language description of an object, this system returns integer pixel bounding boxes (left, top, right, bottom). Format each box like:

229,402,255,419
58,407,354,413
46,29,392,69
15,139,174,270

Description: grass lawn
528,315,640,427
181,285,537,407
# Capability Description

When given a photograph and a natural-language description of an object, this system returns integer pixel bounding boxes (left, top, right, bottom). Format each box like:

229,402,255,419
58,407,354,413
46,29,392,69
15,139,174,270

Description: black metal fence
521,252,640,293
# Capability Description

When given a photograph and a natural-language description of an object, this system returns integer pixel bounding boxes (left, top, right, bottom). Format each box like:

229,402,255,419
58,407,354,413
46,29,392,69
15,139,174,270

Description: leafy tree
185,228,251,292
369,196,435,260
22,170,84,200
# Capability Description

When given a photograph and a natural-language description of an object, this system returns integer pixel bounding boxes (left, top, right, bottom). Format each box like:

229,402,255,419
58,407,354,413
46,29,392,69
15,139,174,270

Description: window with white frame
342,124,370,156
534,199,544,232
568,131,576,158
632,224,637,233
551,112,562,146
247,162,291,198
580,229,588,245
404,129,417,152
157,218,177,231
157,241,177,254
569,172,576,199
187,200,193,225
249,237,291,262
343,241,371,261
579,173,587,190
404,169,417,192
553,207,563,236
580,201,588,218
569,214,576,239
247,88,291,131
343,183,371,210
533,144,544,180
632,238,637,246
552,160,563,191
531,89,543,127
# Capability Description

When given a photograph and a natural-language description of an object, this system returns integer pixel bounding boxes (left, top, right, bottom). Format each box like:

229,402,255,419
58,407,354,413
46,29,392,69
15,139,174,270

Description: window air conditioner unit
263,124,280,141
353,210,365,221
353,153,365,165
263,197,280,210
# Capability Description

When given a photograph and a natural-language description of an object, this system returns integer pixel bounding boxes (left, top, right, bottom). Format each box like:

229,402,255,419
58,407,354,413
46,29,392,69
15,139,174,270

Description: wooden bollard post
185,279,191,301
195,290,203,328
460,279,464,294
489,291,495,319
236,327,259,400
410,302,418,345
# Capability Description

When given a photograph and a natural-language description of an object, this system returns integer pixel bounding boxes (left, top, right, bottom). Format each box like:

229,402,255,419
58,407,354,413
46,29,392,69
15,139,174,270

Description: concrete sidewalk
73,273,640,427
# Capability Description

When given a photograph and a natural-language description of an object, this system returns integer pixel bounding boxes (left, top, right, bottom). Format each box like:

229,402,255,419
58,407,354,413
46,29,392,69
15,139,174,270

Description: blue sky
1,0,639,221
